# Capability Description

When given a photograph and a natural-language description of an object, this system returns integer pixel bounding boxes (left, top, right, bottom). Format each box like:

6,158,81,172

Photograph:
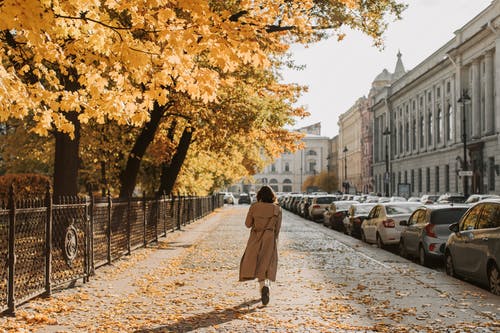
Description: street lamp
457,89,471,198
343,146,348,193
382,127,391,197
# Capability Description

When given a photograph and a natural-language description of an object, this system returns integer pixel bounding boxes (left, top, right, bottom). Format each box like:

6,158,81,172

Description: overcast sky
281,0,493,138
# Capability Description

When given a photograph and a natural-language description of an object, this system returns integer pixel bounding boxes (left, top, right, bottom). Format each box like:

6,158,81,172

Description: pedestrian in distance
239,185,282,306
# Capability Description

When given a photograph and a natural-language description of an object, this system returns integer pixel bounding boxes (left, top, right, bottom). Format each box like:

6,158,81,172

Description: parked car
299,195,315,219
343,203,377,238
308,195,338,221
361,202,421,248
222,192,235,204
445,199,500,295
407,197,421,202
437,193,466,204
465,194,500,204
399,205,469,266
323,200,359,230
238,193,251,204
420,194,440,205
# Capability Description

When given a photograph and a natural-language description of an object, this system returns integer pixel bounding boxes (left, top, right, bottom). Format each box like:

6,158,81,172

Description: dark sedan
343,203,377,238
323,201,359,231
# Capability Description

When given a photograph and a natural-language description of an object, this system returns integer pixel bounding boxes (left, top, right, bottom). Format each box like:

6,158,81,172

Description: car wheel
488,263,500,296
445,252,455,277
361,231,367,243
376,233,384,249
399,239,407,258
419,245,428,267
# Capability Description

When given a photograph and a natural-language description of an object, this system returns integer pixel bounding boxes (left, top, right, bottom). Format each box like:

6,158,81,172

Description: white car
361,202,421,248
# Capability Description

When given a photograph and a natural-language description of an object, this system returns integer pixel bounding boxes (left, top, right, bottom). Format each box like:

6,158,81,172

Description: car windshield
385,205,418,215
316,196,336,204
430,208,468,224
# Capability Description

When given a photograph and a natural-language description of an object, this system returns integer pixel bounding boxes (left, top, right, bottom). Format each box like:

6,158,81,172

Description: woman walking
239,186,282,306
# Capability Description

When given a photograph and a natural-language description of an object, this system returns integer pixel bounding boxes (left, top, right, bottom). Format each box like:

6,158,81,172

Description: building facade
371,0,500,197
248,123,331,193
337,97,373,194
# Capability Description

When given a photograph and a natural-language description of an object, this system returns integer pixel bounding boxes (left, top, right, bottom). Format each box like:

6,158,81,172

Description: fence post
88,188,95,276
44,183,52,297
154,195,159,243
143,191,147,247
107,191,112,265
127,195,131,255
176,192,182,230
7,185,16,315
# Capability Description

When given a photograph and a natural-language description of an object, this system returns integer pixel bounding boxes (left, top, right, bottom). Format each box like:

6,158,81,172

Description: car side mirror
400,220,408,226
449,222,459,233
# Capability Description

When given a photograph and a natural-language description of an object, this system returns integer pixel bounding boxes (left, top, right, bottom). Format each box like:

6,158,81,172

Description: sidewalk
1,205,499,332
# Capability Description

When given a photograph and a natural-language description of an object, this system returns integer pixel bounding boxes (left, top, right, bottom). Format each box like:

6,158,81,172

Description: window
418,169,422,193
412,118,416,150
489,157,495,191
428,109,433,145
435,166,440,193
399,123,403,154
437,107,442,144
446,104,454,141
309,161,316,173
411,169,415,193
477,203,500,229
271,164,276,172
404,170,408,184
307,150,317,156
284,162,290,172
426,167,430,192
460,205,482,231
445,165,450,192
405,121,409,152
419,115,424,148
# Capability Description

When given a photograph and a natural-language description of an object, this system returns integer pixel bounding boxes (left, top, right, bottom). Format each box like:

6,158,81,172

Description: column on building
471,59,481,139
496,37,500,140
484,50,494,135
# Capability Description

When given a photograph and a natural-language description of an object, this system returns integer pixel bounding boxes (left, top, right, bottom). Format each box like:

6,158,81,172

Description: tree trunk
53,112,80,201
157,127,193,196
119,102,166,198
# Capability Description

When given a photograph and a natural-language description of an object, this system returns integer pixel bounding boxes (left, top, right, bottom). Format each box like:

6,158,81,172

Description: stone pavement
1,205,499,332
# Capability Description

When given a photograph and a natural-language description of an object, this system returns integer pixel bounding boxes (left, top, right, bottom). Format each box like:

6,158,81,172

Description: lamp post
343,146,348,193
457,89,471,198
382,127,391,197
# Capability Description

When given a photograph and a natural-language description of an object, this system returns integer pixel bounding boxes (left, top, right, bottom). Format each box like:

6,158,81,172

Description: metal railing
0,186,224,315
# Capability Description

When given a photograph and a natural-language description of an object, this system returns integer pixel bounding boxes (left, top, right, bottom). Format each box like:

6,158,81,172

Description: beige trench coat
239,202,282,282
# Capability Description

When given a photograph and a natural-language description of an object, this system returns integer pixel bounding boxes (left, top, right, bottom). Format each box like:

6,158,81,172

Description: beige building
337,97,372,193
371,0,500,197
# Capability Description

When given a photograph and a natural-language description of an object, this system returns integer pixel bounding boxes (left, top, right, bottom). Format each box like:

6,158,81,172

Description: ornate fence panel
13,200,47,306
144,200,157,244
51,198,89,288
110,200,129,261
92,199,109,269
129,198,144,250
0,208,9,312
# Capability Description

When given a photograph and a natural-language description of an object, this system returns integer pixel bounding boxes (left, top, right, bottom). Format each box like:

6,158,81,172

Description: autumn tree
0,1,405,198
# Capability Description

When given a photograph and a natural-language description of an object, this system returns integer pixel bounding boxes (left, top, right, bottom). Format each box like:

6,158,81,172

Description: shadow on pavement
134,299,261,332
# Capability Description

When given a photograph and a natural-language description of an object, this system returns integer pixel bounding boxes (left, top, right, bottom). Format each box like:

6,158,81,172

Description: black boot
261,286,269,305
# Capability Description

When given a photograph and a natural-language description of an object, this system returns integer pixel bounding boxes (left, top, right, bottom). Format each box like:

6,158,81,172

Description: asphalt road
1,205,498,332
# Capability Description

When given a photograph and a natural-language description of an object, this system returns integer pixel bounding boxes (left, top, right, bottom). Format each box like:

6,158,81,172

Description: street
1,205,499,332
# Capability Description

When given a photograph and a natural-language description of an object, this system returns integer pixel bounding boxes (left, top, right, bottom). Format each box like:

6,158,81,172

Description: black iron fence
0,187,224,314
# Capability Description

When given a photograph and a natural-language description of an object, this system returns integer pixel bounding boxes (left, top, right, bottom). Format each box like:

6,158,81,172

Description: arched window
282,179,292,192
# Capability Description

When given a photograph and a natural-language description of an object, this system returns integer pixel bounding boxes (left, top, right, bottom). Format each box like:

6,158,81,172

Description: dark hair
256,186,276,203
